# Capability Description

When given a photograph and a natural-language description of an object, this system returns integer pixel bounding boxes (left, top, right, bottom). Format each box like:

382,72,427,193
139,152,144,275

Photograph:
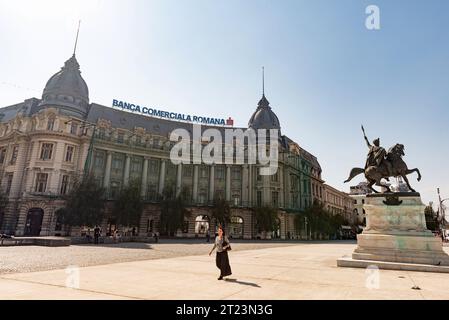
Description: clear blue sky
1,0,448,207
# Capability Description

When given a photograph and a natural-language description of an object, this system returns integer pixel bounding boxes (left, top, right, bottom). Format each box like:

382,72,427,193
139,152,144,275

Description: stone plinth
338,193,449,272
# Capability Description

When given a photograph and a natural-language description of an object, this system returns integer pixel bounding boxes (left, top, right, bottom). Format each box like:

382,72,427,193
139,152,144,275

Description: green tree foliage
254,206,278,233
112,180,144,228
424,205,440,232
294,200,346,238
211,197,231,227
59,175,105,228
159,186,190,236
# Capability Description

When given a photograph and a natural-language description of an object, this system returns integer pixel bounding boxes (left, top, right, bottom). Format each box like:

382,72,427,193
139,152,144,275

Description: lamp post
304,216,308,241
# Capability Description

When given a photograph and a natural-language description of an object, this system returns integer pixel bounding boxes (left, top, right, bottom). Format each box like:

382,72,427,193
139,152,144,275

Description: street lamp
304,216,308,241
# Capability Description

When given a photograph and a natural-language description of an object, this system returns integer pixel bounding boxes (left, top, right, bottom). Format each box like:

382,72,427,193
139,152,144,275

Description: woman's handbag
222,240,232,251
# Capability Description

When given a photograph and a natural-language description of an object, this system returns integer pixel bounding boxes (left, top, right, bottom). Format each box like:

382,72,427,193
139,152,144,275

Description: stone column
209,165,215,202
279,166,284,208
176,163,182,197
158,159,166,195
124,154,131,186
226,165,231,202
192,165,199,203
263,174,270,207
141,157,149,198
103,151,112,189
248,165,253,206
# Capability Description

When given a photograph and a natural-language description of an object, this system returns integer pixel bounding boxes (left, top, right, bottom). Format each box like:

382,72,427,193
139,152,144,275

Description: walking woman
209,226,232,280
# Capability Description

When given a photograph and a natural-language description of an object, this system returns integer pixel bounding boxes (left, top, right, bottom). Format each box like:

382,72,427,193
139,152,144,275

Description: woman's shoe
218,276,223,280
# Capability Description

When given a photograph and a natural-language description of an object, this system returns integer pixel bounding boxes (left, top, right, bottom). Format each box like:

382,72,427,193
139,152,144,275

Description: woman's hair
218,225,225,236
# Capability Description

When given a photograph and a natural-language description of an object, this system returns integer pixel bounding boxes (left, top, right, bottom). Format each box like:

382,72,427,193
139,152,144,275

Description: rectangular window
40,143,53,161
47,118,55,131
272,191,279,207
5,173,13,195
117,133,124,144
131,158,142,173
233,193,241,206
70,123,78,135
65,145,74,162
94,151,105,168
135,135,142,145
10,145,19,165
198,190,207,204
149,160,159,175
98,128,106,140
256,191,262,207
35,173,48,193
112,156,124,174
153,138,160,148
215,166,225,179
0,148,6,164
232,167,241,180
60,175,69,195
200,166,209,178
110,181,121,198
183,165,193,178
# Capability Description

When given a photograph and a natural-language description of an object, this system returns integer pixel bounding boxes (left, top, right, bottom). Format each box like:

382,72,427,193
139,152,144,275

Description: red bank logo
226,117,234,126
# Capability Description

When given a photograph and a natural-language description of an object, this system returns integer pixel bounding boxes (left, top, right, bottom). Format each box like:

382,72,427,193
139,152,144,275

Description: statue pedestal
338,193,449,273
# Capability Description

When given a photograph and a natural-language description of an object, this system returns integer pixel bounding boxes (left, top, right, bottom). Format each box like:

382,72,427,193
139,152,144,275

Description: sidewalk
1,243,448,300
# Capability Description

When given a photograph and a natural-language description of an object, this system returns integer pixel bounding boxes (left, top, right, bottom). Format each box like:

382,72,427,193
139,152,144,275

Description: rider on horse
362,126,393,177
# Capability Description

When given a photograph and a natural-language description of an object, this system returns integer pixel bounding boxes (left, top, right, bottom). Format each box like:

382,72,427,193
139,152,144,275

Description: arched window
195,215,210,235
229,216,244,239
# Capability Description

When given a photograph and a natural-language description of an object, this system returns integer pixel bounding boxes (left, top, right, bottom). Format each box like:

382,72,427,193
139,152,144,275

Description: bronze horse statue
344,143,421,193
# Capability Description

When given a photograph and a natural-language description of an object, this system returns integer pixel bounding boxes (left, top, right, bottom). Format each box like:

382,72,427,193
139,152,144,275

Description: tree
254,206,278,233
159,186,190,236
296,200,345,239
61,174,106,228
112,180,144,230
211,197,231,228
425,205,439,232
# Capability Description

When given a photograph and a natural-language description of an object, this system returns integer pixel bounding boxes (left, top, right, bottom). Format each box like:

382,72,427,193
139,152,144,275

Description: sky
0,0,448,207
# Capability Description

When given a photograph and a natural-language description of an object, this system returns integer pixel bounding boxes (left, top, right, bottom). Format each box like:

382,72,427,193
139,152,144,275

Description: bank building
0,51,354,239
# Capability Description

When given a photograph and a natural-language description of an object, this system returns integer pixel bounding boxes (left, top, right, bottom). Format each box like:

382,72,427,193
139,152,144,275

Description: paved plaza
1,241,448,300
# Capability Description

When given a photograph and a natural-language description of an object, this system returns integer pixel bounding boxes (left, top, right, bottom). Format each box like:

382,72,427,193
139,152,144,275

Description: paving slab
1,243,448,300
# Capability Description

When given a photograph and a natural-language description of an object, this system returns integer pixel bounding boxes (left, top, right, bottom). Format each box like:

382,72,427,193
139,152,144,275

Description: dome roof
248,94,281,130
39,54,89,118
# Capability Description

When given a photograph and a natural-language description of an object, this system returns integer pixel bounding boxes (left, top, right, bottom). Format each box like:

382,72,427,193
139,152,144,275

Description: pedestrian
206,229,210,243
94,225,101,244
209,226,232,280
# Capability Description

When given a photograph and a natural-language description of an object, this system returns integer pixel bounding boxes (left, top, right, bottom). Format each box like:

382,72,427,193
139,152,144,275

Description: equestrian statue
344,125,422,193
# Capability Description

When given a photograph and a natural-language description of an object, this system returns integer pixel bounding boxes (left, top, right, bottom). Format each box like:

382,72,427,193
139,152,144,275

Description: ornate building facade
0,53,351,239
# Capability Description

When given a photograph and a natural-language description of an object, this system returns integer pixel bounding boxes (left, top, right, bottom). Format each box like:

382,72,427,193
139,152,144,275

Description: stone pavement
1,242,448,300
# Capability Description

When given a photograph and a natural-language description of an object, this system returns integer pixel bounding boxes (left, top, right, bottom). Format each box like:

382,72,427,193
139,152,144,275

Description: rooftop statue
344,125,421,193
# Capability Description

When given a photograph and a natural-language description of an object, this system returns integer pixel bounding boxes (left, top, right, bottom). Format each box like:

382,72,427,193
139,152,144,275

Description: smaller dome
39,55,89,118
248,94,281,130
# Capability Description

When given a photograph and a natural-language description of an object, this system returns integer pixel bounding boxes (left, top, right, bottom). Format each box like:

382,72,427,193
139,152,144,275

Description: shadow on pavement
224,278,261,288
